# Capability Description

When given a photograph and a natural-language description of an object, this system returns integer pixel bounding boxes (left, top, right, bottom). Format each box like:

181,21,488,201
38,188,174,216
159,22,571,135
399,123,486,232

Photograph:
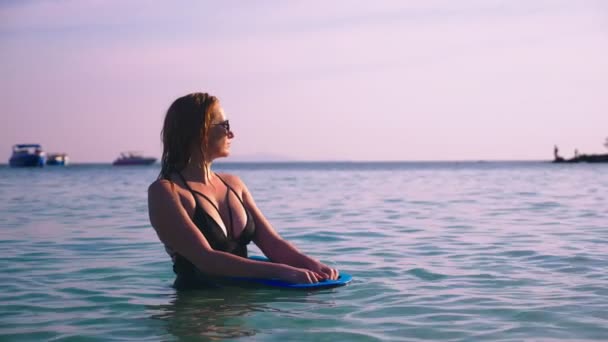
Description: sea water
0,162,607,341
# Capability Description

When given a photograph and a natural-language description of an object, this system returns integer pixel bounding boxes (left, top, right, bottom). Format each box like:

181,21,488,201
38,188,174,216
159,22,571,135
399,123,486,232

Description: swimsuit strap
224,181,234,239
216,174,245,240
176,172,222,216
215,174,248,208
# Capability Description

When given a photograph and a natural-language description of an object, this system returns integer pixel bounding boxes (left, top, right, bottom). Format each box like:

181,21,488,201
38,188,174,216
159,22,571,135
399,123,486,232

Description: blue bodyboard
230,256,352,289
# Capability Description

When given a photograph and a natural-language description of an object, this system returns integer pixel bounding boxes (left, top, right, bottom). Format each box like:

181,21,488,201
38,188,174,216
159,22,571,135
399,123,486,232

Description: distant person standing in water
148,92,338,289
553,145,564,162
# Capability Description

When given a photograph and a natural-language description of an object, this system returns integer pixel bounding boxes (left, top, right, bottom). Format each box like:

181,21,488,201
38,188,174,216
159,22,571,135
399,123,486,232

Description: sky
1,0,607,162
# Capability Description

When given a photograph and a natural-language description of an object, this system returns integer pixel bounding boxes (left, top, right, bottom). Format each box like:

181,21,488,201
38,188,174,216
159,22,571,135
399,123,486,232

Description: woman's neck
181,155,213,184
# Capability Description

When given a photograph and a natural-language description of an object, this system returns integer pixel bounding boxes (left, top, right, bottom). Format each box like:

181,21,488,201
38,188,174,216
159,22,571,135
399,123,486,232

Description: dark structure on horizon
553,138,608,163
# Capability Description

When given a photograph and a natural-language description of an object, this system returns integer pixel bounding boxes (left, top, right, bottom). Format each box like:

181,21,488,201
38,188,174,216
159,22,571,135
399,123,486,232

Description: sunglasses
213,120,230,132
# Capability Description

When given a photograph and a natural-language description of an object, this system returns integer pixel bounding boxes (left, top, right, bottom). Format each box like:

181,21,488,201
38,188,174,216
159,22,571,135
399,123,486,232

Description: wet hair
159,92,218,180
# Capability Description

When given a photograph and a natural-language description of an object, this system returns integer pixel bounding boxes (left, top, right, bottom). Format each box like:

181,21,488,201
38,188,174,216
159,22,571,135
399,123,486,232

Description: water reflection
149,286,331,340
149,287,261,339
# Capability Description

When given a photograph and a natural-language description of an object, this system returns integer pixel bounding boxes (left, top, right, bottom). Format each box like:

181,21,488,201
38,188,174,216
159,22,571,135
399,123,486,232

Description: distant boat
47,153,70,166
553,154,608,163
552,142,608,163
112,151,156,166
9,144,46,167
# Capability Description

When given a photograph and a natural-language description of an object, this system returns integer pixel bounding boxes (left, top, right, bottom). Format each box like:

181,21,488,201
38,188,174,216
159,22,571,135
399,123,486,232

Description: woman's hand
278,265,324,284
303,260,339,281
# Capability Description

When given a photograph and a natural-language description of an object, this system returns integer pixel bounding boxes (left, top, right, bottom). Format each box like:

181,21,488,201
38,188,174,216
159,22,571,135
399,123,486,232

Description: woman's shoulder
149,172,184,191
148,179,178,198
148,179,173,193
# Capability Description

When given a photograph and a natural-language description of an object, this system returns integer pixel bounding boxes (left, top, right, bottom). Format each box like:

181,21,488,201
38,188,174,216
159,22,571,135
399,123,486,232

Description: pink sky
1,0,607,162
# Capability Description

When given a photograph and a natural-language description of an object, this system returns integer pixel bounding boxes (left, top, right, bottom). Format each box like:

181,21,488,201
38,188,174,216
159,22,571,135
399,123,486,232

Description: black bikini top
167,172,256,278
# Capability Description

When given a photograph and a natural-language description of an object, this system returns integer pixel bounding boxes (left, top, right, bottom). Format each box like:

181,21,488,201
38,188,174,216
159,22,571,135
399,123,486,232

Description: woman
148,92,338,289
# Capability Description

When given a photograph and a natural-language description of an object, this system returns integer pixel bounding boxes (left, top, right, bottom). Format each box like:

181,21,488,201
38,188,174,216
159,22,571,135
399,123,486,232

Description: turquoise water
1,162,607,341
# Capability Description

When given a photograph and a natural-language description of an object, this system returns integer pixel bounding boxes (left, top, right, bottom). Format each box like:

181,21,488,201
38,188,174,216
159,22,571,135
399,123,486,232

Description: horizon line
0,159,554,167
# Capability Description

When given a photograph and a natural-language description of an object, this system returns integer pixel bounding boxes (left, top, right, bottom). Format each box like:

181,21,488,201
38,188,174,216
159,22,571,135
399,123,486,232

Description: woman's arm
147,180,321,283
240,179,339,280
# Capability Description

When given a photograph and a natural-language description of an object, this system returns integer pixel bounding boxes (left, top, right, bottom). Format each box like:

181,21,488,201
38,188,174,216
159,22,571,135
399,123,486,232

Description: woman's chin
210,151,230,161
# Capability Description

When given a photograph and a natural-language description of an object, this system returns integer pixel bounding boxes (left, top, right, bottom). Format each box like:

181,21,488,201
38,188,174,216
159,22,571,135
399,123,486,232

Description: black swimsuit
168,173,256,289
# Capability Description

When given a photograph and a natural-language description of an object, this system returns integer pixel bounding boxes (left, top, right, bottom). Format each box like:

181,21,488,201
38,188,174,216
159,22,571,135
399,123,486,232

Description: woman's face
207,104,234,160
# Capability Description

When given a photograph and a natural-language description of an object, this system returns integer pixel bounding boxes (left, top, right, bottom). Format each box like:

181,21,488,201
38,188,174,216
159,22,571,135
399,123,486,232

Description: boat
112,151,156,166
552,141,608,163
46,153,70,166
553,153,608,163
9,144,46,167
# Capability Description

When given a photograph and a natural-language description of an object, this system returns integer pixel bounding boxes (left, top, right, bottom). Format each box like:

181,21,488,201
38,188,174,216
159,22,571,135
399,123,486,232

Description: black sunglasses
213,120,230,132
